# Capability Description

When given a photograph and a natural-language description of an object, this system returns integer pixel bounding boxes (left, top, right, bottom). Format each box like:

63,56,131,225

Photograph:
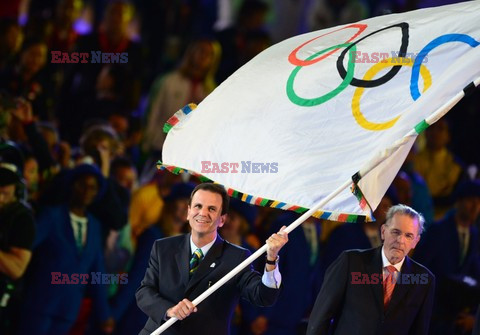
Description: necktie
189,248,203,277
302,224,318,266
76,220,84,252
383,265,397,309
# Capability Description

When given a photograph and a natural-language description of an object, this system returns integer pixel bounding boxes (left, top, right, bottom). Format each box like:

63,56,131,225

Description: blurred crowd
0,0,479,334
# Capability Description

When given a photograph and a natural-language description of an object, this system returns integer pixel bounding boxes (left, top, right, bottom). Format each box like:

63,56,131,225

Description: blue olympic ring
410,34,480,100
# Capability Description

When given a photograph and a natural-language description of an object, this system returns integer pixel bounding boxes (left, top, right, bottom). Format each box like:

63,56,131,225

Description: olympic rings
337,23,409,88
286,43,357,106
287,23,410,107
288,24,367,67
352,57,432,131
285,22,479,132
410,34,480,100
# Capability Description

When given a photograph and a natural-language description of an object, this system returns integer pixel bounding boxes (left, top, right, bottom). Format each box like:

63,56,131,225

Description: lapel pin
210,263,216,268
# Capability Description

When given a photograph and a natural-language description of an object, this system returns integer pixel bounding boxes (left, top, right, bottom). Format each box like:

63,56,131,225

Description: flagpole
151,178,352,335
423,76,480,126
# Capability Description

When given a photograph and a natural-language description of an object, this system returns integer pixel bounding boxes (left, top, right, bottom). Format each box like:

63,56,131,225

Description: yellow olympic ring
352,57,432,131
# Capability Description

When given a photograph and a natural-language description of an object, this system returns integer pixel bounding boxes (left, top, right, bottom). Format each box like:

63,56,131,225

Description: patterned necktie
189,248,204,277
383,265,397,309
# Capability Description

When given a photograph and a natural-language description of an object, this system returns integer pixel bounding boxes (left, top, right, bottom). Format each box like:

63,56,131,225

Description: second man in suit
307,204,435,335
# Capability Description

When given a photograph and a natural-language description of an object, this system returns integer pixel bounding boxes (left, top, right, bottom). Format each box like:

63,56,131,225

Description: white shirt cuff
262,264,282,289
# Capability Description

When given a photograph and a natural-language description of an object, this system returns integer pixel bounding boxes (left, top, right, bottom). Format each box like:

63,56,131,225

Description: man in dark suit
136,183,288,335
307,204,435,335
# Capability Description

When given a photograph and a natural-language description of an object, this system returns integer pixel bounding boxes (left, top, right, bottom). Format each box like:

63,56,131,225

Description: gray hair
385,204,425,235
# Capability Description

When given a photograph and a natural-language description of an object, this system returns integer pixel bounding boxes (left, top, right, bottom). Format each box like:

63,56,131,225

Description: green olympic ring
286,43,356,106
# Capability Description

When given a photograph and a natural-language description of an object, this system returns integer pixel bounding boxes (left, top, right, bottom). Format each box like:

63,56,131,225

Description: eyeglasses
387,228,417,241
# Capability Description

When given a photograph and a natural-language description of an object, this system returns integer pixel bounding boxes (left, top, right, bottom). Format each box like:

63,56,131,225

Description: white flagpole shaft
423,76,479,126
151,178,352,335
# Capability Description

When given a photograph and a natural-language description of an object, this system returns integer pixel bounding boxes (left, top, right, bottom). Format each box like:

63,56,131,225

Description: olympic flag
160,1,480,222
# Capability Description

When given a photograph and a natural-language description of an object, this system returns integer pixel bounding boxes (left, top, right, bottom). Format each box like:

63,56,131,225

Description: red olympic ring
288,23,367,67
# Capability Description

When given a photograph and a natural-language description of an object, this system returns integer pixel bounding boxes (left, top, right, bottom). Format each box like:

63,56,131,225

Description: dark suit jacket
136,233,280,335
307,247,435,335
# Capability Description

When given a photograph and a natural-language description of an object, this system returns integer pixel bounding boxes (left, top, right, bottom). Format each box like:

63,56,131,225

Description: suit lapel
175,234,191,288
185,235,224,294
366,247,384,313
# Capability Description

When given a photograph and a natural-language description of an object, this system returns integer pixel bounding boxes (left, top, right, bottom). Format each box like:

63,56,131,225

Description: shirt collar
190,235,216,257
69,212,88,223
381,245,404,272
457,224,470,235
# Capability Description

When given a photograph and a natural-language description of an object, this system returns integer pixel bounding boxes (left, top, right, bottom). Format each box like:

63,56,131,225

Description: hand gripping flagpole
151,178,352,335
152,77,480,335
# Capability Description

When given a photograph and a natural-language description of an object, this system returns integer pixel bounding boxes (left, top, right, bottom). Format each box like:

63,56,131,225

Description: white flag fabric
160,1,480,222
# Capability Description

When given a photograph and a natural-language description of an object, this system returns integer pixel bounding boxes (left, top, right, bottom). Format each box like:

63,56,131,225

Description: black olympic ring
336,22,409,88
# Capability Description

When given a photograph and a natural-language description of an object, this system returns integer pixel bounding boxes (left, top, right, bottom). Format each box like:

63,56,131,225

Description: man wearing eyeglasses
307,204,435,335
